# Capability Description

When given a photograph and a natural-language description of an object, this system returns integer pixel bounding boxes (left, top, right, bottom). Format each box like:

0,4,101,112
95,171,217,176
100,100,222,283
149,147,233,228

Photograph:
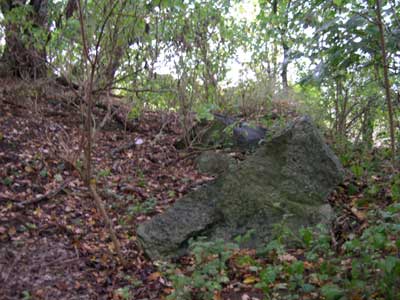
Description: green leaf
380,256,400,274
391,183,400,201
299,227,313,248
54,174,63,182
301,283,315,293
260,266,277,284
351,165,363,178
288,261,304,275
321,284,344,300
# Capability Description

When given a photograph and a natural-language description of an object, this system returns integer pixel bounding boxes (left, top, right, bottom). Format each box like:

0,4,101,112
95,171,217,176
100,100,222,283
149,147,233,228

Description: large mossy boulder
137,116,344,260
195,151,236,175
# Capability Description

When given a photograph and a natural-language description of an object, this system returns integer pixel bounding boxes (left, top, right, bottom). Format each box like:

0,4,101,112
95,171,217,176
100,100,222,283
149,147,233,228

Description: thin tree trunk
281,42,289,90
339,87,349,136
83,70,94,185
334,80,340,133
376,0,396,161
77,0,126,266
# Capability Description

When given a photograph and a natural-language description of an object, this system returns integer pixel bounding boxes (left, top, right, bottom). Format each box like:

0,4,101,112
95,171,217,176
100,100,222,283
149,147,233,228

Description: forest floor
0,80,215,300
0,80,398,300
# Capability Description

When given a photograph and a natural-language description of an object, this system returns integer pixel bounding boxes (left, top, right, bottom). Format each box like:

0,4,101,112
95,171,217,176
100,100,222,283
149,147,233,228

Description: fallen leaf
243,275,258,284
163,288,173,294
304,261,314,269
147,272,161,281
213,291,222,300
8,226,16,235
350,207,366,221
241,294,250,300
278,253,297,262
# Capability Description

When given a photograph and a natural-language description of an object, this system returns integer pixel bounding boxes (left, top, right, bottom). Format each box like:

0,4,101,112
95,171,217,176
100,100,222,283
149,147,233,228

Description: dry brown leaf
213,291,222,300
8,226,16,235
278,253,297,262
147,271,161,281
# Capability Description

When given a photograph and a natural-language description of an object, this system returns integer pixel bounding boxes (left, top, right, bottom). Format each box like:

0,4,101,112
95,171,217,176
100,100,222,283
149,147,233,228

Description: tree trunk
281,42,289,90
376,0,396,161
0,0,48,79
334,79,340,133
361,105,374,150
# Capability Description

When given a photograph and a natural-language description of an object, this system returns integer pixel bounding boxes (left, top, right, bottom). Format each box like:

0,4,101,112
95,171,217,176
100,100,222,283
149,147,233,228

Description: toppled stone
137,116,344,260
195,151,236,175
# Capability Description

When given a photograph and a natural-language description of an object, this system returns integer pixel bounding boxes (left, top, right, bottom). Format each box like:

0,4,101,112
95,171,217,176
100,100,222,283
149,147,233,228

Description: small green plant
54,173,63,182
113,275,143,299
234,229,256,246
128,106,141,120
391,174,400,201
97,168,111,178
127,197,157,215
3,177,13,186
165,238,238,300
114,286,131,300
21,291,31,300
39,168,48,177
76,159,83,172
136,169,146,187
350,164,363,178
255,265,281,294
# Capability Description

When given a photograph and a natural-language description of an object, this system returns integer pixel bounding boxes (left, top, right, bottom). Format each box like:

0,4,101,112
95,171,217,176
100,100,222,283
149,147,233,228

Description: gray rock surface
195,151,236,175
137,116,344,260
233,123,267,149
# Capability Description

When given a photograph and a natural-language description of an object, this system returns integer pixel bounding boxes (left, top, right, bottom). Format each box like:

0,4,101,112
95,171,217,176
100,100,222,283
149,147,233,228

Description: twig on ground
14,179,72,210
111,141,136,156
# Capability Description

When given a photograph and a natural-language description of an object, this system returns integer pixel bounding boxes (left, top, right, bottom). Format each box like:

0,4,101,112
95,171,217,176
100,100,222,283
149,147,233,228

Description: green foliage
350,164,363,178
127,197,157,216
97,168,111,178
39,169,48,178
194,103,218,122
128,107,142,120
3,177,13,186
320,284,344,300
250,202,400,299
21,291,31,300
391,174,400,202
164,238,238,300
113,275,143,299
113,286,131,300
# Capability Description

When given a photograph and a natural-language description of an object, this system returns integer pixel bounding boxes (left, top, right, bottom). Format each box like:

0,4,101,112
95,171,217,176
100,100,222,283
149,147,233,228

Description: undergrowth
159,152,400,300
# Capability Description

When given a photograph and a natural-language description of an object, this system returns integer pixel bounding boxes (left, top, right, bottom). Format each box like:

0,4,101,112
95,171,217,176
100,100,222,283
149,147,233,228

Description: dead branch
111,141,136,156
